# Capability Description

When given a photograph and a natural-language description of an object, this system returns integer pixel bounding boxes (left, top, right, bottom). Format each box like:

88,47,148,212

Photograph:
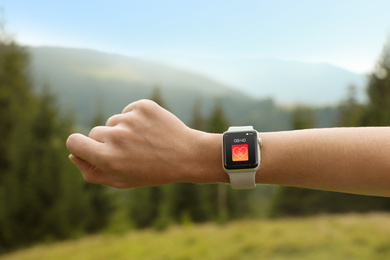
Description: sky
1,0,390,74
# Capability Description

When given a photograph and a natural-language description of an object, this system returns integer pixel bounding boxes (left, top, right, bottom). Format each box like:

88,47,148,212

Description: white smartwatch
222,126,262,189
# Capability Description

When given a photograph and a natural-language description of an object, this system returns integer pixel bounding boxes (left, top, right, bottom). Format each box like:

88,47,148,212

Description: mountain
28,46,339,131
29,47,249,124
163,57,367,105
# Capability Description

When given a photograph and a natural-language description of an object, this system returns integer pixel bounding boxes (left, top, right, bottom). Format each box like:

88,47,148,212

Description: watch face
223,130,259,170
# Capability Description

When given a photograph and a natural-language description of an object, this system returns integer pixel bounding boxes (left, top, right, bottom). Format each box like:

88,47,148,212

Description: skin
66,99,390,197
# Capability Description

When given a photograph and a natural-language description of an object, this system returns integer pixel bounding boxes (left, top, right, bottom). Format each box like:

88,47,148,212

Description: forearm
195,127,390,197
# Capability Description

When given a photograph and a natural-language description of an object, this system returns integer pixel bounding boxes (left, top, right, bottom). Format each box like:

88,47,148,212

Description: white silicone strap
228,171,257,189
228,126,254,132
226,126,260,189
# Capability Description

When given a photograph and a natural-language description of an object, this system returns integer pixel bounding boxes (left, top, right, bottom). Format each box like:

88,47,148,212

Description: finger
106,114,126,127
122,101,137,114
122,99,157,114
66,133,105,166
89,126,110,142
69,155,124,187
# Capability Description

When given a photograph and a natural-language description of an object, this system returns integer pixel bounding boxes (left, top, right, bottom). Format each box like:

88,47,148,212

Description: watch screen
223,130,259,170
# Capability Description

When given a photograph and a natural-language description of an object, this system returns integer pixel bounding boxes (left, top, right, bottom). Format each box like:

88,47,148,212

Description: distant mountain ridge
28,46,340,130
231,59,367,104
28,46,252,126
164,57,367,104
29,47,244,96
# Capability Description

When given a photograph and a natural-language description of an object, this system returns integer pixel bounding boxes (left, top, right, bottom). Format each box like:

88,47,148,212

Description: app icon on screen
232,144,248,161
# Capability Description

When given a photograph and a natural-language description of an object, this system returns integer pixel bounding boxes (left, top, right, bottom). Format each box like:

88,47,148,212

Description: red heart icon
233,146,248,159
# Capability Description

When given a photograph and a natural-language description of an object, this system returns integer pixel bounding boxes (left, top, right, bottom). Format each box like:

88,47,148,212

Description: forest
1,29,390,255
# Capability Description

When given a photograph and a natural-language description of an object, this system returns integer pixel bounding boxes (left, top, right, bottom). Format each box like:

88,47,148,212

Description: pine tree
336,85,365,127
361,40,390,126
0,34,33,184
0,32,114,252
150,85,166,108
207,99,229,133
190,99,205,131
0,33,37,250
290,106,315,129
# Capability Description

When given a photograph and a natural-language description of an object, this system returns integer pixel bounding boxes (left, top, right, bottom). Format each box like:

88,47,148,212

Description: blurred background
1,0,390,259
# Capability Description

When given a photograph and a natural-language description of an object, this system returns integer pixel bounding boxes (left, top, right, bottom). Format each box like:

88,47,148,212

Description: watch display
223,130,259,170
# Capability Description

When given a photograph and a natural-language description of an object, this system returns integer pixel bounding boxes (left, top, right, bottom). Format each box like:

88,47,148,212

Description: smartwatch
222,126,262,189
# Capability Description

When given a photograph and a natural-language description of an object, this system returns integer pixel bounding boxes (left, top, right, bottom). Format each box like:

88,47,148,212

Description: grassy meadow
2,213,390,260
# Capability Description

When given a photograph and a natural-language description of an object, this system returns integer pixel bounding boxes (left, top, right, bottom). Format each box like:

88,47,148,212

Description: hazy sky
2,0,390,73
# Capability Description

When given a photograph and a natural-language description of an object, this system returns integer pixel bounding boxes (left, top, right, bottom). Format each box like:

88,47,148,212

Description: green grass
2,213,390,260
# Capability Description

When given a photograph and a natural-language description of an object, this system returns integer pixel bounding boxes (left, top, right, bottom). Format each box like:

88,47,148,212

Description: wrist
183,130,229,184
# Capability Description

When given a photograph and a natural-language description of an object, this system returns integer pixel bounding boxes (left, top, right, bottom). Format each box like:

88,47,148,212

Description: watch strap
228,126,254,132
227,171,257,189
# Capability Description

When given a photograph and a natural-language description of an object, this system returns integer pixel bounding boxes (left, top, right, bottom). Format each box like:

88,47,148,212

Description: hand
66,99,223,188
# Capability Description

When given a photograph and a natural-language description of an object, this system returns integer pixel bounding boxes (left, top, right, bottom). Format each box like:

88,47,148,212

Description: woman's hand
66,99,225,188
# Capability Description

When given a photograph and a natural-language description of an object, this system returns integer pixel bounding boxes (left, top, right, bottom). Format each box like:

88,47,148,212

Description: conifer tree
361,40,390,126
0,31,114,252
150,85,167,108
0,33,33,184
290,106,315,129
0,33,37,250
190,99,205,131
336,85,365,127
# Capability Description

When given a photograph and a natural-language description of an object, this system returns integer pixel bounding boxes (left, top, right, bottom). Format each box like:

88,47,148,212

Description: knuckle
122,99,160,116
88,126,102,138
137,98,155,105
106,127,129,142
134,99,158,112
105,115,117,126
106,114,125,127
